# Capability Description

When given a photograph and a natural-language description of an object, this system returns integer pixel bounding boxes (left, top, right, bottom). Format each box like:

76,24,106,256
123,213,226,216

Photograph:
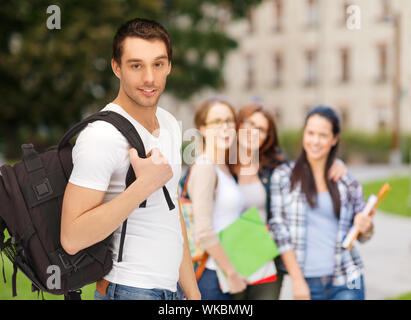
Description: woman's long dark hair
290,106,342,219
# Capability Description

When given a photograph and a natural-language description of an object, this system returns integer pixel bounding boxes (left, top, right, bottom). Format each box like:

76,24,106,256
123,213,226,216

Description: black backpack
0,111,175,300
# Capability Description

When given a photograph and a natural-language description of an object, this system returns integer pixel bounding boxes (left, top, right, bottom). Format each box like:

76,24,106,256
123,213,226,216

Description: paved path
279,165,411,300
348,164,410,183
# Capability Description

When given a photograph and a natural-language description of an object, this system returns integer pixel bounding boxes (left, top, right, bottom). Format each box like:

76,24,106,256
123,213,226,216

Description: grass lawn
362,176,411,218
387,292,411,300
0,175,409,300
0,255,95,300
363,176,411,300
0,162,96,300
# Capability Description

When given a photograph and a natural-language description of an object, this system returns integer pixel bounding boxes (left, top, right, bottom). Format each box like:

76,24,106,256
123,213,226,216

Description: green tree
0,0,261,158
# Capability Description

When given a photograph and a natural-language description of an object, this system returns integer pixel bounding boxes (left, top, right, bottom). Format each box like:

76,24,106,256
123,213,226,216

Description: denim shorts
305,275,365,300
94,282,179,300
197,268,232,300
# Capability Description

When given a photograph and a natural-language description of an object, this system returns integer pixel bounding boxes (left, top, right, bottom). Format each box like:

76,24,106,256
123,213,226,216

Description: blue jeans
197,268,232,300
305,275,365,300
94,282,179,300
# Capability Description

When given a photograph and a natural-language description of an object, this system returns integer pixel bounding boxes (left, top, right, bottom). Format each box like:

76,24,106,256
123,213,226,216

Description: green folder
218,207,279,277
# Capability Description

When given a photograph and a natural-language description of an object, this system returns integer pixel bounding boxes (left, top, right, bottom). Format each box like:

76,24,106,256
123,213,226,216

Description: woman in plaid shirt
269,106,374,300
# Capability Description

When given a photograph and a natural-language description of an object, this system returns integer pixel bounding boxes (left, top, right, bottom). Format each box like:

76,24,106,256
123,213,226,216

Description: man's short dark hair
112,18,172,65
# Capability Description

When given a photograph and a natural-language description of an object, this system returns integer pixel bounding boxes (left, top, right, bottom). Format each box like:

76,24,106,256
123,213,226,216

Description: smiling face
199,102,237,151
303,114,339,163
238,111,269,152
112,37,171,109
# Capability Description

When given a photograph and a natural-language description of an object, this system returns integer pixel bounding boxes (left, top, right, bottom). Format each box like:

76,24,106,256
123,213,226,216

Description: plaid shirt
269,162,373,286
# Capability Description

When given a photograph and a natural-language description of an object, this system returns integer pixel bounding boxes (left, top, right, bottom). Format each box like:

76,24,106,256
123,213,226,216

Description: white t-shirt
69,103,183,292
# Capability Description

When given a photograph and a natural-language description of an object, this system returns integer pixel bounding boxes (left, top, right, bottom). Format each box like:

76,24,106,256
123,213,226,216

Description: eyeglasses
241,120,268,135
205,118,236,127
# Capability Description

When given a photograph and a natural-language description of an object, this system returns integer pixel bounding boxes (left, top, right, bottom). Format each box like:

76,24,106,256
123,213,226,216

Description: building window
273,0,283,32
246,8,255,33
341,0,352,27
376,105,390,130
338,105,349,128
246,54,255,90
376,44,388,83
304,50,318,87
379,0,391,22
272,106,282,125
340,48,351,83
306,0,319,28
273,53,283,87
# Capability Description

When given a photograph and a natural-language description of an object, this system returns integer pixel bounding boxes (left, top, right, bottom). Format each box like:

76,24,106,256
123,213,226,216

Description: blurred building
219,0,411,133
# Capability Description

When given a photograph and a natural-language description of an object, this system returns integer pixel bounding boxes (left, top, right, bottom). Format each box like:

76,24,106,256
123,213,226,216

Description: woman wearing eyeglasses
231,103,347,300
184,97,247,300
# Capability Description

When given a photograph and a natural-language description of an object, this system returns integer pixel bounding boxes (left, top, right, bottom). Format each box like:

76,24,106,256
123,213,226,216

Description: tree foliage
0,0,261,158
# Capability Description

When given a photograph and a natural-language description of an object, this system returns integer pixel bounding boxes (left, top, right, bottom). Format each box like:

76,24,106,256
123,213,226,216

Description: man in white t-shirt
60,18,200,300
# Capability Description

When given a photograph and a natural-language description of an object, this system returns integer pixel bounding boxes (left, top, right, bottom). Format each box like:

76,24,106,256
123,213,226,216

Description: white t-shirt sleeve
69,121,128,191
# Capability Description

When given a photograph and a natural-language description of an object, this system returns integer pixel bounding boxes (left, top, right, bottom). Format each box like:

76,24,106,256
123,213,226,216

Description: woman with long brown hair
230,102,286,300
269,106,374,300
232,103,347,300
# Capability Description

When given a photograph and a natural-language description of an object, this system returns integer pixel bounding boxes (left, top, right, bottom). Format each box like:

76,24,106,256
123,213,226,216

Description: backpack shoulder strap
58,111,146,159
59,111,175,263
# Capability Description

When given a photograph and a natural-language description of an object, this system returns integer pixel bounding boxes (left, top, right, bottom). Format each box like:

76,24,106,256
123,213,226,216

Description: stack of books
215,207,279,293
342,183,390,249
